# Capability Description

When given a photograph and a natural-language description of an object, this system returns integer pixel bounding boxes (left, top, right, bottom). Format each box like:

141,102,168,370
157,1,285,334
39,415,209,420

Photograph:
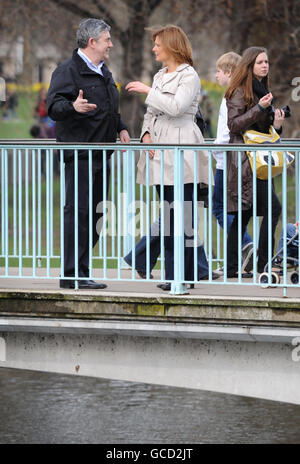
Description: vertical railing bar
145,149,150,279
117,149,122,279
60,149,65,279
1,149,5,256
223,150,227,282
122,150,127,260
103,149,107,279
152,185,157,224
46,149,50,277
25,148,29,256
74,149,78,287
111,152,116,258
282,150,287,296
50,148,54,258
131,148,136,280
37,148,42,265
171,147,186,294
88,149,93,279
4,149,8,275
208,149,213,279
32,149,36,277
237,150,242,282
160,149,165,281
13,148,17,257
193,149,198,283
252,148,257,283
18,149,22,276
267,150,272,283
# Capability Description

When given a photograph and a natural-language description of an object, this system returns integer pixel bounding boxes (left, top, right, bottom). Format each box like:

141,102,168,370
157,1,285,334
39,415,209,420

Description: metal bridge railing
0,140,299,295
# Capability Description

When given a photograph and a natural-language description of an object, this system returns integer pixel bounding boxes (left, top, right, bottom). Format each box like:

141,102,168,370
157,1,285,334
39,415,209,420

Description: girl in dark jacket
225,46,285,276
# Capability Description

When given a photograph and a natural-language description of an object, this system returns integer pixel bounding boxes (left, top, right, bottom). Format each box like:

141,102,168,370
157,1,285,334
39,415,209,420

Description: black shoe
157,283,171,291
78,280,107,289
226,272,253,278
137,270,154,279
60,279,107,289
60,279,75,289
199,272,219,280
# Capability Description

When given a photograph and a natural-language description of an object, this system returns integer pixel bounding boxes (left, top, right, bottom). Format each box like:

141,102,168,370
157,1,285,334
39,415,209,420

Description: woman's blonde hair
225,46,269,107
147,24,193,67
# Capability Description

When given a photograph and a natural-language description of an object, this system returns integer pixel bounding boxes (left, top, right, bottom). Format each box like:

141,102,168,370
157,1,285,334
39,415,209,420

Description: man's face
93,31,113,61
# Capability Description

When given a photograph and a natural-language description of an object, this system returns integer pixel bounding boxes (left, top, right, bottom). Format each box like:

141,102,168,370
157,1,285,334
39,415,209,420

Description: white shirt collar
77,49,104,75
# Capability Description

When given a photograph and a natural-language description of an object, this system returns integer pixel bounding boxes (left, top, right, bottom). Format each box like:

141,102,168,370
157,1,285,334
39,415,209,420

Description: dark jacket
226,87,273,213
47,49,127,161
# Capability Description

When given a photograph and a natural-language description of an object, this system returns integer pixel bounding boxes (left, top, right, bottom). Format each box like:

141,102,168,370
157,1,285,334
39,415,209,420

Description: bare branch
90,0,120,32
47,0,94,18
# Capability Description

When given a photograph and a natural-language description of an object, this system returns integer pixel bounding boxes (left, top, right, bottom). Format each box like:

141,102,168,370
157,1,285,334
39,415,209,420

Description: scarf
252,77,274,132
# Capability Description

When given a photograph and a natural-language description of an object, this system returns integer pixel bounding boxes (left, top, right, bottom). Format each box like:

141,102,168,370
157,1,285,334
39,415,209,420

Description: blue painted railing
0,140,299,295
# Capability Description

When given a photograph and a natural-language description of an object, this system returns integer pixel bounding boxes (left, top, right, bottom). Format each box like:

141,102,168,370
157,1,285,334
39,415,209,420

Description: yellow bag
243,126,294,180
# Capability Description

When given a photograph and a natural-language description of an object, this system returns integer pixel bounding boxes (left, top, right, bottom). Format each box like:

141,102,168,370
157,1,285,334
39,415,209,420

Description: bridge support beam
1,318,300,405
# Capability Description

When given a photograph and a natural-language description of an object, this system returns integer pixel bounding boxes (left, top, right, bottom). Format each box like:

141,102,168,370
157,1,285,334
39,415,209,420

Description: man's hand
119,129,130,143
73,89,97,113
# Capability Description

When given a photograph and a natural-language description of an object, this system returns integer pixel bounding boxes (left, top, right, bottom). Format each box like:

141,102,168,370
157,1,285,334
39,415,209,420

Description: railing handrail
0,140,299,149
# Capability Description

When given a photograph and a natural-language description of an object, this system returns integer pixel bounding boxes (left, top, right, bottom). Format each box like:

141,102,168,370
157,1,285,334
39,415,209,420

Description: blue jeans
124,184,209,280
212,169,252,247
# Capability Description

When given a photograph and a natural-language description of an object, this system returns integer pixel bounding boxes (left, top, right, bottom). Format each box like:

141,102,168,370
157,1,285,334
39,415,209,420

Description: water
0,367,299,444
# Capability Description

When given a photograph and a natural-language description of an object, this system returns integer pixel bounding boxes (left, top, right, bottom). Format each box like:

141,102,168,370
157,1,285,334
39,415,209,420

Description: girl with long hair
225,46,285,277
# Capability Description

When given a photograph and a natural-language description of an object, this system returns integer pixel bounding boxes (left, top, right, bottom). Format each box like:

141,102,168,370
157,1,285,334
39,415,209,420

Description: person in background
34,87,56,138
125,24,217,291
1,87,18,120
47,18,130,290
212,51,253,276
225,46,284,277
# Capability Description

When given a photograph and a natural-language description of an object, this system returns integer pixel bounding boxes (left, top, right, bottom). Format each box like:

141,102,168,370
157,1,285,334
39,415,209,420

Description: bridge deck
1,268,300,326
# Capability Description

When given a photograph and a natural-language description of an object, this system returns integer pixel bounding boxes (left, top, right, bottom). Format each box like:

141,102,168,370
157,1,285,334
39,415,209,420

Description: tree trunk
119,14,149,137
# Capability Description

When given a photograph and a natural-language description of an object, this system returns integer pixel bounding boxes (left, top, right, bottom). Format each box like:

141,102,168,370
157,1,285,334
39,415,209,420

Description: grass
0,92,35,139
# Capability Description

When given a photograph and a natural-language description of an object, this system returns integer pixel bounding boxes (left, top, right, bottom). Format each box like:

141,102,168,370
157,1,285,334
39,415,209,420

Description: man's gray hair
77,18,111,48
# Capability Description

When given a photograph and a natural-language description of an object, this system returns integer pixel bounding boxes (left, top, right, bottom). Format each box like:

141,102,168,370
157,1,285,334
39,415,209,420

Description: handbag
243,126,294,180
195,107,206,134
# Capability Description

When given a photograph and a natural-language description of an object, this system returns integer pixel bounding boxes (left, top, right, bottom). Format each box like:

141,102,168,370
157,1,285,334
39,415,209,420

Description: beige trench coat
136,63,212,186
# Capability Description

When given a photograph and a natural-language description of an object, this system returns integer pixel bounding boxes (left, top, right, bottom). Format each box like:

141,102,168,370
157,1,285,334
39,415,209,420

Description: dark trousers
227,179,282,274
63,159,110,277
158,184,209,281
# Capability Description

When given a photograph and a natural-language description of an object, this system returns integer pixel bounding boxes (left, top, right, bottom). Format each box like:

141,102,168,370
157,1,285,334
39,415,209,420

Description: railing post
170,147,188,294
122,148,135,268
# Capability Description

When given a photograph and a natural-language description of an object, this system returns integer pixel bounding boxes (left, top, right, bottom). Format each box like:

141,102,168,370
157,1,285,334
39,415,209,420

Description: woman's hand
125,81,151,95
258,92,273,109
142,132,155,158
273,108,285,130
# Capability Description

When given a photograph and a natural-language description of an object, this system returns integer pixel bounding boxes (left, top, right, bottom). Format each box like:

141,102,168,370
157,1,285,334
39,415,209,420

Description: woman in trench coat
125,25,216,290
225,46,285,276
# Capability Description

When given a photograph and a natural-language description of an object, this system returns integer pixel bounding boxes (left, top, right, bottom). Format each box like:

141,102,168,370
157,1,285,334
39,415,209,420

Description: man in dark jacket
47,18,130,289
